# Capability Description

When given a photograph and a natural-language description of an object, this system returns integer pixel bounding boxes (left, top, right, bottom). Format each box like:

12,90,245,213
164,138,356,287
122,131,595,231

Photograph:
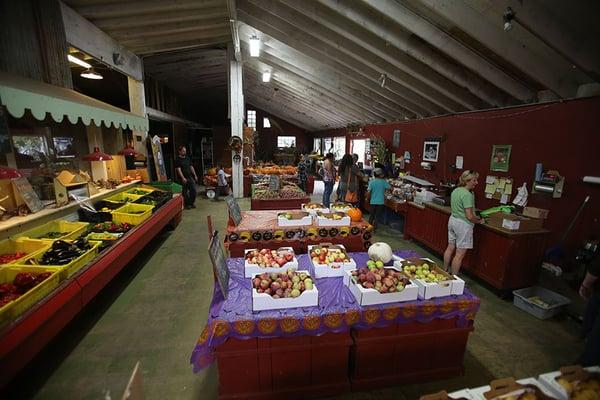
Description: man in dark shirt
175,145,198,209
578,253,600,366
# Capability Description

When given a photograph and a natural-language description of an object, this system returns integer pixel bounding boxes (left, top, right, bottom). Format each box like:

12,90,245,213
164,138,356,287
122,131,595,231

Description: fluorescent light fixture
249,35,260,57
80,68,103,80
67,54,91,69
262,71,271,82
263,117,271,128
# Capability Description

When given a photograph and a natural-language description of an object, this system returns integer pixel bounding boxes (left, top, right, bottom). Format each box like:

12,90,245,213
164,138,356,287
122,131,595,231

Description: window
247,109,256,129
277,136,296,148
12,135,49,167
333,137,346,160
263,117,271,128
323,137,333,155
351,139,367,164
313,138,322,153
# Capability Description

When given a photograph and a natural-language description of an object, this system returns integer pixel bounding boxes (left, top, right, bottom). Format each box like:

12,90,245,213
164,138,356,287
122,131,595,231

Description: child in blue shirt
367,168,391,230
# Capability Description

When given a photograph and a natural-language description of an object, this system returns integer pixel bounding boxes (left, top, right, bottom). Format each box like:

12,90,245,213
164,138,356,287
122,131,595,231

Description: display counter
0,193,184,387
225,210,373,257
404,202,550,291
250,196,310,210
190,251,479,400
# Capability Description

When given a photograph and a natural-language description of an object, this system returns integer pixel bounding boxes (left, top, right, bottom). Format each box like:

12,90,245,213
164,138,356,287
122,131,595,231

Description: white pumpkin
368,242,393,264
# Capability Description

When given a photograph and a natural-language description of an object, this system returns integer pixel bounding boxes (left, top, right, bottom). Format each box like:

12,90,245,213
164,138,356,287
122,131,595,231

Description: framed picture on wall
490,144,511,172
392,129,400,148
422,141,439,162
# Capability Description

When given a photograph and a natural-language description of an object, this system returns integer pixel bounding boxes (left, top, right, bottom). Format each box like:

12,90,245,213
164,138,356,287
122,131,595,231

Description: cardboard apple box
316,211,351,227
343,266,418,306
277,211,313,227
538,365,600,400
302,203,329,215
329,203,353,213
308,243,357,278
420,389,475,400
468,377,558,400
251,270,319,311
396,257,464,299
244,247,299,278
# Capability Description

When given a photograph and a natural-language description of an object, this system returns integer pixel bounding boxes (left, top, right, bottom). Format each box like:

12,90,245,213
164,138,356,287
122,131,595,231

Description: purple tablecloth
190,251,480,372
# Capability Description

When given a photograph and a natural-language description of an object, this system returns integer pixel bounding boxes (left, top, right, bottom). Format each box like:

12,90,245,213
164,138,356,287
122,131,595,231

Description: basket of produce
77,208,112,224
16,220,89,241
94,200,125,211
302,202,329,214
105,192,143,203
419,390,471,400
89,221,132,234
251,269,318,311
539,365,600,400
277,211,312,227
0,238,51,265
126,187,155,196
344,265,417,305
308,244,356,278
149,181,182,193
330,202,353,212
316,211,351,227
396,257,465,299
0,266,60,326
244,247,298,277
134,191,172,210
16,238,101,280
476,377,558,400
111,203,154,225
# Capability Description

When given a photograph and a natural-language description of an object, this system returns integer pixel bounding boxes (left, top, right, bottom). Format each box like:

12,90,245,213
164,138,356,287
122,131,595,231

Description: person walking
321,153,336,207
578,253,600,366
297,153,309,192
367,168,390,230
443,170,484,274
175,145,198,209
338,154,363,205
216,164,230,199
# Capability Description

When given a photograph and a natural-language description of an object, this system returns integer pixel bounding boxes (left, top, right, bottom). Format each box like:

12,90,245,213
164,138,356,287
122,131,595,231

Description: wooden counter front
404,202,550,291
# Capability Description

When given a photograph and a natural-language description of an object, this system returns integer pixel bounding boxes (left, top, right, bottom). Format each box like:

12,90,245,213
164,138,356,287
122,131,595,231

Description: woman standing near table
443,170,484,274
321,153,336,208
338,154,364,206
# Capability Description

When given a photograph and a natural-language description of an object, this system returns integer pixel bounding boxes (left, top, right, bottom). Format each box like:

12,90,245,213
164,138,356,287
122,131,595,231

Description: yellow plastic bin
16,240,101,281
111,203,154,225
0,266,60,326
0,238,52,265
105,192,143,203
126,187,155,196
15,220,89,241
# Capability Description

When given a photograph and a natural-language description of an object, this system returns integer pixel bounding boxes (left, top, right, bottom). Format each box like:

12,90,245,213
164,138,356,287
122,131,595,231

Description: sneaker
191,204,196,209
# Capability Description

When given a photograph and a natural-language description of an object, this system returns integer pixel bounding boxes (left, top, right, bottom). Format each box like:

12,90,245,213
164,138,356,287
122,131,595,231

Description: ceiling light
378,73,387,88
118,146,138,157
503,7,515,32
0,167,23,179
262,71,271,82
83,146,112,161
67,54,91,69
80,68,103,80
263,117,271,128
249,35,260,57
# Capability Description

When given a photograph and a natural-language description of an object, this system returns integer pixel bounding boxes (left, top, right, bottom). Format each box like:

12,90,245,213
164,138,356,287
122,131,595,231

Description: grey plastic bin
513,286,571,320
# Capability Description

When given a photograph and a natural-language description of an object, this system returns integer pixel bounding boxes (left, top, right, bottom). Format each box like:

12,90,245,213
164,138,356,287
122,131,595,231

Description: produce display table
190,251,480,400
250,197,310,210
405,202,550,291
225,210,373,257
0,195,184,387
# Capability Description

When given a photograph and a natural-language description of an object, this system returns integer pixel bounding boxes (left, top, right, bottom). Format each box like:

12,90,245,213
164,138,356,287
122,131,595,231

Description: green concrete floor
3,197,584,399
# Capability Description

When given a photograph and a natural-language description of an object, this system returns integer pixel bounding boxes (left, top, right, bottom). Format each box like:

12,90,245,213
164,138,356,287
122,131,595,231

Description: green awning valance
0,71,148,131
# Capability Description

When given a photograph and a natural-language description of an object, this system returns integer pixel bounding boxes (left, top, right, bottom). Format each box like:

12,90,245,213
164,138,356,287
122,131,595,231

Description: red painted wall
311,96,600,258
247,106,309,161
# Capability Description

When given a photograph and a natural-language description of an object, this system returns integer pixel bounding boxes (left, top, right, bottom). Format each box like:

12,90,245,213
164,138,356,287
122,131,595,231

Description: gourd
368,242,393,264
347,208,362,222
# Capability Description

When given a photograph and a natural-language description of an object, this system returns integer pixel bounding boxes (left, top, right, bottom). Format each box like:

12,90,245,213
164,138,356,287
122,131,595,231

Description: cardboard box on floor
522,206,550,219
487,212,545,232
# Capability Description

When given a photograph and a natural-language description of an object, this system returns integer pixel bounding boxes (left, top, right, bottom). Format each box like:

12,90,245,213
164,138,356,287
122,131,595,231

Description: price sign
225,194,242,226
269,174,280,191
208,232,229,300
12,177,43,213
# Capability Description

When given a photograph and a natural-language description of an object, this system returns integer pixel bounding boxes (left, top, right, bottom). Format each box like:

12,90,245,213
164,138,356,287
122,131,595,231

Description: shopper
578,254,600,366
443,170,483,274
175,145,198,209
367,168,390,230
338,154,363,205
216,164,230,199
297,153,309,192
321,153,336,208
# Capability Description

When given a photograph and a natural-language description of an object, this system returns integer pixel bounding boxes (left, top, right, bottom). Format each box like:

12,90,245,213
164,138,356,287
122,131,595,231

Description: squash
347,208,362,222
368,242,393,264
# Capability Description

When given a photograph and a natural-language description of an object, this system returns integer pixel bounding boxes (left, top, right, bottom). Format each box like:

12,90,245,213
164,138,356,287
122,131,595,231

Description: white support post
228,43,244,198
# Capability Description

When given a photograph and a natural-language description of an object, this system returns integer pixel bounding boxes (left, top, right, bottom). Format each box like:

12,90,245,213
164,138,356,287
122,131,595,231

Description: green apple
375,260,384,268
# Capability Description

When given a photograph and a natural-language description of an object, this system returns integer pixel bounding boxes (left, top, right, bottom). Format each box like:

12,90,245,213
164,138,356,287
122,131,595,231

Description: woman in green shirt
443,170,484,274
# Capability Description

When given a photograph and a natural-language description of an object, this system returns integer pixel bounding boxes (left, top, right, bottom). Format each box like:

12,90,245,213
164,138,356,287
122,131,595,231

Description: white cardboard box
302,203,329,214
308,244,356,278
468,378,559,399
395,257,464,299
329,203,352,213
244,247,299,278
502,218,521,230
448,389,475,399
251,270,319,311
316,212,351,227
538,366,600,400
343,267,418,306
277,212,312,227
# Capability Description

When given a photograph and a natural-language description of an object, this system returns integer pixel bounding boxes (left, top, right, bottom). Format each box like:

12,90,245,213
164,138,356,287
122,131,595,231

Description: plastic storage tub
0,266,60,326
15,220,89,241
513,286,571,320
0,238,51,265
111,203,154,225
16,240,101,281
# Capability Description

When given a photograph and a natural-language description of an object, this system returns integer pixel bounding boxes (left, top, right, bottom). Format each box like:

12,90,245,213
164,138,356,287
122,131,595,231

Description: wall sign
225,194,242,226
208,232,230,300
12,177,44,213
392,129,401,148
422,141,439,162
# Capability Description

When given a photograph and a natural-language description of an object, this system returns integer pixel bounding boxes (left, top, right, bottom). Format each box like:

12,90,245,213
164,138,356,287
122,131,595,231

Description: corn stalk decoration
369,135,389,164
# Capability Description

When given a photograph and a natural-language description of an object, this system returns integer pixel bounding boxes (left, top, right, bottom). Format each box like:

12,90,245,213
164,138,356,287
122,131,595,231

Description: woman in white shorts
443,170,484,274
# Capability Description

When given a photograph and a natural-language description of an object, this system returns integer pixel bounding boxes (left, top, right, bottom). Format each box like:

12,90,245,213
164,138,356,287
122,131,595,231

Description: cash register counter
404,202,550,292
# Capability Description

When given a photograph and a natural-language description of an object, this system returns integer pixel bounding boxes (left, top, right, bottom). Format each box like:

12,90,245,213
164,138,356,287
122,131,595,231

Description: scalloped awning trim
0,71,148,131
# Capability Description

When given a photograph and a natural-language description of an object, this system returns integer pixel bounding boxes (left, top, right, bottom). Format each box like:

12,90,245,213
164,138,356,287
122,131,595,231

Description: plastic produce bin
105,192,143,203
15,240,101,281
111,203,154,225
0,238,52,265
126,187,155,196
0,266,60,326
149,181,182,193
15,220,89,241
513,286,571,320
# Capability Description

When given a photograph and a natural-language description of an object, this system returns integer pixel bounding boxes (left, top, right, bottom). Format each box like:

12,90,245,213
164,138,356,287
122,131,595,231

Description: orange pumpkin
347,208,362,222
207,168,217,176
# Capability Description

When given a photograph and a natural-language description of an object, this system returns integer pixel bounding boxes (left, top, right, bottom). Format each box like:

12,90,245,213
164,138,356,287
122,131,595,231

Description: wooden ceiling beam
128,36,231,55
74,0,224,19
119,28,231,48
91,9,229,31
107,18,231,40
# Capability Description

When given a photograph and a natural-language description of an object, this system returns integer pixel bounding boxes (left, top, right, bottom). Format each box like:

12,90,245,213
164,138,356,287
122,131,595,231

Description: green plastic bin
149,181,182,193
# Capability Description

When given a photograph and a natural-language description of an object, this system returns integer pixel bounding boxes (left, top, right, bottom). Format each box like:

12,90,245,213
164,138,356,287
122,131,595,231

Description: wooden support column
128,77,148,158
228,43,244,198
